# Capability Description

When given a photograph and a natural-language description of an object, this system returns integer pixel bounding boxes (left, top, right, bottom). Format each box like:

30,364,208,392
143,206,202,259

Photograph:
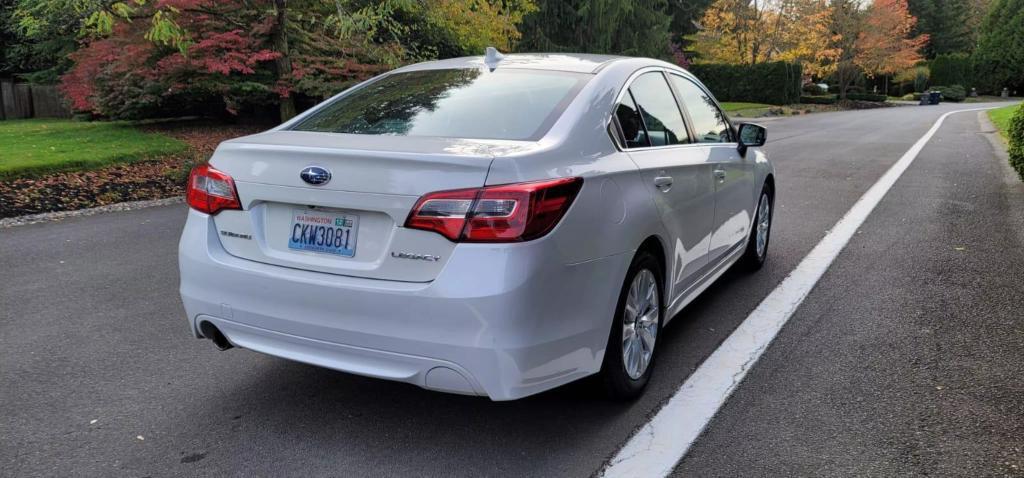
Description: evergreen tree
973,0,1024,92
907,0,973,57
517,0,672,58
668,0,716,39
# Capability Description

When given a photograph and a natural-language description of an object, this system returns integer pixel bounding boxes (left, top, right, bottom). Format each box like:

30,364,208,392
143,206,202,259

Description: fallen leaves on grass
0,122,264,218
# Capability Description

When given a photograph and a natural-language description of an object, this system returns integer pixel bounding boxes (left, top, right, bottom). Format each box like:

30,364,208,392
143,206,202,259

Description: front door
668,74,756,263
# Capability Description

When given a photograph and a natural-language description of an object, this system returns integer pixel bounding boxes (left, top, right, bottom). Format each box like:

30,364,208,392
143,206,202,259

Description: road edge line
600,107,996,478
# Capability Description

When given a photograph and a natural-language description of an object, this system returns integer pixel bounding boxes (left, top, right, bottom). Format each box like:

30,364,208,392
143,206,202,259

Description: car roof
392,53,628,74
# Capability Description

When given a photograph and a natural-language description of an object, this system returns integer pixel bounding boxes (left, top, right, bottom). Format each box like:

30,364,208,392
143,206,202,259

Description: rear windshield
290,68,589,141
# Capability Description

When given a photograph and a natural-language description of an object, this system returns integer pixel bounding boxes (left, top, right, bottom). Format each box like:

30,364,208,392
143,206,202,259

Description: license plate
288,209,358,257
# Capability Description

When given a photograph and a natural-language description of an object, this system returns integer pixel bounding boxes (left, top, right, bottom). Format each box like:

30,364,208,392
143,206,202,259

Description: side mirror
737,123,767,156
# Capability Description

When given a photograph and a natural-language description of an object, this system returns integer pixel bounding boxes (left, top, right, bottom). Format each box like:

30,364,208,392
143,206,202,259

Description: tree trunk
272,0,296,123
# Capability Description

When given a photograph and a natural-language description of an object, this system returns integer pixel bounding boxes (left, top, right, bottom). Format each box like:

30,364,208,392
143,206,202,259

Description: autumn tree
686,0,834,75
61,0,536,122
855,0,928,94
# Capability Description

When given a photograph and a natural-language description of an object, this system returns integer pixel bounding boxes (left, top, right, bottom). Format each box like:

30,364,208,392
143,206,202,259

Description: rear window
291,68,590,141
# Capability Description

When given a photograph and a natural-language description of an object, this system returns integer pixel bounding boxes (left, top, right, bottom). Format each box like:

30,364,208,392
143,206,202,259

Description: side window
669,75,731,143
615,93,649,148
628,72,689,146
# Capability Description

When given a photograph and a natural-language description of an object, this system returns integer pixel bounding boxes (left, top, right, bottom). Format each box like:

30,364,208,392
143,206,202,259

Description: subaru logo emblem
300,166,331,186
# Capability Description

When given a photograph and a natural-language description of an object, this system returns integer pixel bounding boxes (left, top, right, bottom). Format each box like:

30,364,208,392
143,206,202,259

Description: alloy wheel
756,193,771,258
622,269,659,380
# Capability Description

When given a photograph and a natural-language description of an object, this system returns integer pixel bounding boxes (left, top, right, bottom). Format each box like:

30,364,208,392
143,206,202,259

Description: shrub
932,85,966,102
688,62,803,105
914,67,930,93
930,54,973,89
800,95,837,104
1009,105,1024,179
846,93,888,102
802,83,827,95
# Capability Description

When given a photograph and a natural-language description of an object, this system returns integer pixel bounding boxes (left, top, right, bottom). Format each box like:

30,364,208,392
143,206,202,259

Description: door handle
653,176,673,191
713,168,727,180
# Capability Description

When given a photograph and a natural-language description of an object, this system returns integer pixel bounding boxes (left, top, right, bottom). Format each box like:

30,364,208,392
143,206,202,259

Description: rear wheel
739,185,773,271
600,250,663,400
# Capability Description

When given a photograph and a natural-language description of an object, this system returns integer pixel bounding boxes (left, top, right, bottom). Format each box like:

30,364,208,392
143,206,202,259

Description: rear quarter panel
483,59,669,267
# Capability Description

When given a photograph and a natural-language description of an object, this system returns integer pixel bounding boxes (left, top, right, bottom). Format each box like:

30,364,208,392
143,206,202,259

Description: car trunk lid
207,131,528,282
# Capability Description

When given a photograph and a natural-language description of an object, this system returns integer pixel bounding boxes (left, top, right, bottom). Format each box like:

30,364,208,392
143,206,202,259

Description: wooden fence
0,79,72,120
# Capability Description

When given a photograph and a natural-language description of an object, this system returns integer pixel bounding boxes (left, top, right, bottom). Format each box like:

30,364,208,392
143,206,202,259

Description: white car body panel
178,53,775,400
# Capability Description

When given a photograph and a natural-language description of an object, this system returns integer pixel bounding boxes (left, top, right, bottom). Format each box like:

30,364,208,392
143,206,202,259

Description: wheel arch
637,235,667,283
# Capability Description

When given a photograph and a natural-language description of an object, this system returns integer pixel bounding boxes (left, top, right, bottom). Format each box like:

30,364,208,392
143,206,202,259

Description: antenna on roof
484,47,504,71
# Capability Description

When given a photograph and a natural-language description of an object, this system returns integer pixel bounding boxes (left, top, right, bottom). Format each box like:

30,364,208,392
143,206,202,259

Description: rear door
617,71,716,304
668,74,755,263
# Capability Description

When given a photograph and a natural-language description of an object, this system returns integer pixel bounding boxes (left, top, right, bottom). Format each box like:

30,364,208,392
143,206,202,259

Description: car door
614,70,716,304
668,74,756,264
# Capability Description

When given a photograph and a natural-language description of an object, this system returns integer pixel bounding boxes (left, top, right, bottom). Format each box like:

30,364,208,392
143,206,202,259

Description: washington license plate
288,209,358,257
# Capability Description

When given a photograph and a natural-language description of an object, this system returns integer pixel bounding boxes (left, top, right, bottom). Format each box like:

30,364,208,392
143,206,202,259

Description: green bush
1009,105,1024,179
802,83,826,95
846,93,888,102
932,85,966,102
930,54,973,89
914,67,930,93
800,95,837,104
689,62,803,105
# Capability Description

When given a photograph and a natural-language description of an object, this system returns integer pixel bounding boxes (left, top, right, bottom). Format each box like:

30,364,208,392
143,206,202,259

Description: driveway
2,102,1022,477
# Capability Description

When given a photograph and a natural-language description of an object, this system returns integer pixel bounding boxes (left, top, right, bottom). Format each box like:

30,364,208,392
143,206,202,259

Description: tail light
406,177,583,242
186,164,242,215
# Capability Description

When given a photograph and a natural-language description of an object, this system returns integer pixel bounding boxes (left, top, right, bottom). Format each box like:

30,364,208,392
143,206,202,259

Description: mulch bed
0,122,265,219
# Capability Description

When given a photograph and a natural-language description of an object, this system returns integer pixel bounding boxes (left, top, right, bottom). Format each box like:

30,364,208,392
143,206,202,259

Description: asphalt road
2,102,1021,477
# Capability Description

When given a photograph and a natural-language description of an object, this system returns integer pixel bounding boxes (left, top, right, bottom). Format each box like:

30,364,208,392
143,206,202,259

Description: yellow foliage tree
688,0,835,76
424,0,537,53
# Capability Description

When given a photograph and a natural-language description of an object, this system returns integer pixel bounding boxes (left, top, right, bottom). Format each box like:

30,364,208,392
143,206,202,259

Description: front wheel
739,185,773,271
600,251,664,400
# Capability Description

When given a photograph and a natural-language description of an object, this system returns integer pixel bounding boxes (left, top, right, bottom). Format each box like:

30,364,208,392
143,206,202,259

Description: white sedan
178,51,774,401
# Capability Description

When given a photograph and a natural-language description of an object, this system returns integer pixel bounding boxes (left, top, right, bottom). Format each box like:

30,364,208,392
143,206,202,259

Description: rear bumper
178,210,630,400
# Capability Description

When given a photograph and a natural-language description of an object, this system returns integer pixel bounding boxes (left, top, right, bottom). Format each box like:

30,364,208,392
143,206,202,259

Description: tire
739,184,773,271
600,250,664,400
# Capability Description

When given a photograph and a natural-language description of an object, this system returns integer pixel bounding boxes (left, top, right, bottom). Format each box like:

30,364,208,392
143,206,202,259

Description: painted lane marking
600,107,996,478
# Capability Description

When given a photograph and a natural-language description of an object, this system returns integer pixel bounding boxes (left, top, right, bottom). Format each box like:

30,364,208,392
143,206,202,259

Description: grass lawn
988,104,1020,139
720,102,777,118
719,102,773,112
0,119,188,180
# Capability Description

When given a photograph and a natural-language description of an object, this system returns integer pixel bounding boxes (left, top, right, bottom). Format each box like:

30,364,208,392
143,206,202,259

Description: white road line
601,107,996,478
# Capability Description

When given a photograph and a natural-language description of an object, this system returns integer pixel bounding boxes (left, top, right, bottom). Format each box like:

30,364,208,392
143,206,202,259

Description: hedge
930,54,973,90
800,95,837,104
689,62,803,105
846,93,887,102
932,85,966,102
1009,105,1024,179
